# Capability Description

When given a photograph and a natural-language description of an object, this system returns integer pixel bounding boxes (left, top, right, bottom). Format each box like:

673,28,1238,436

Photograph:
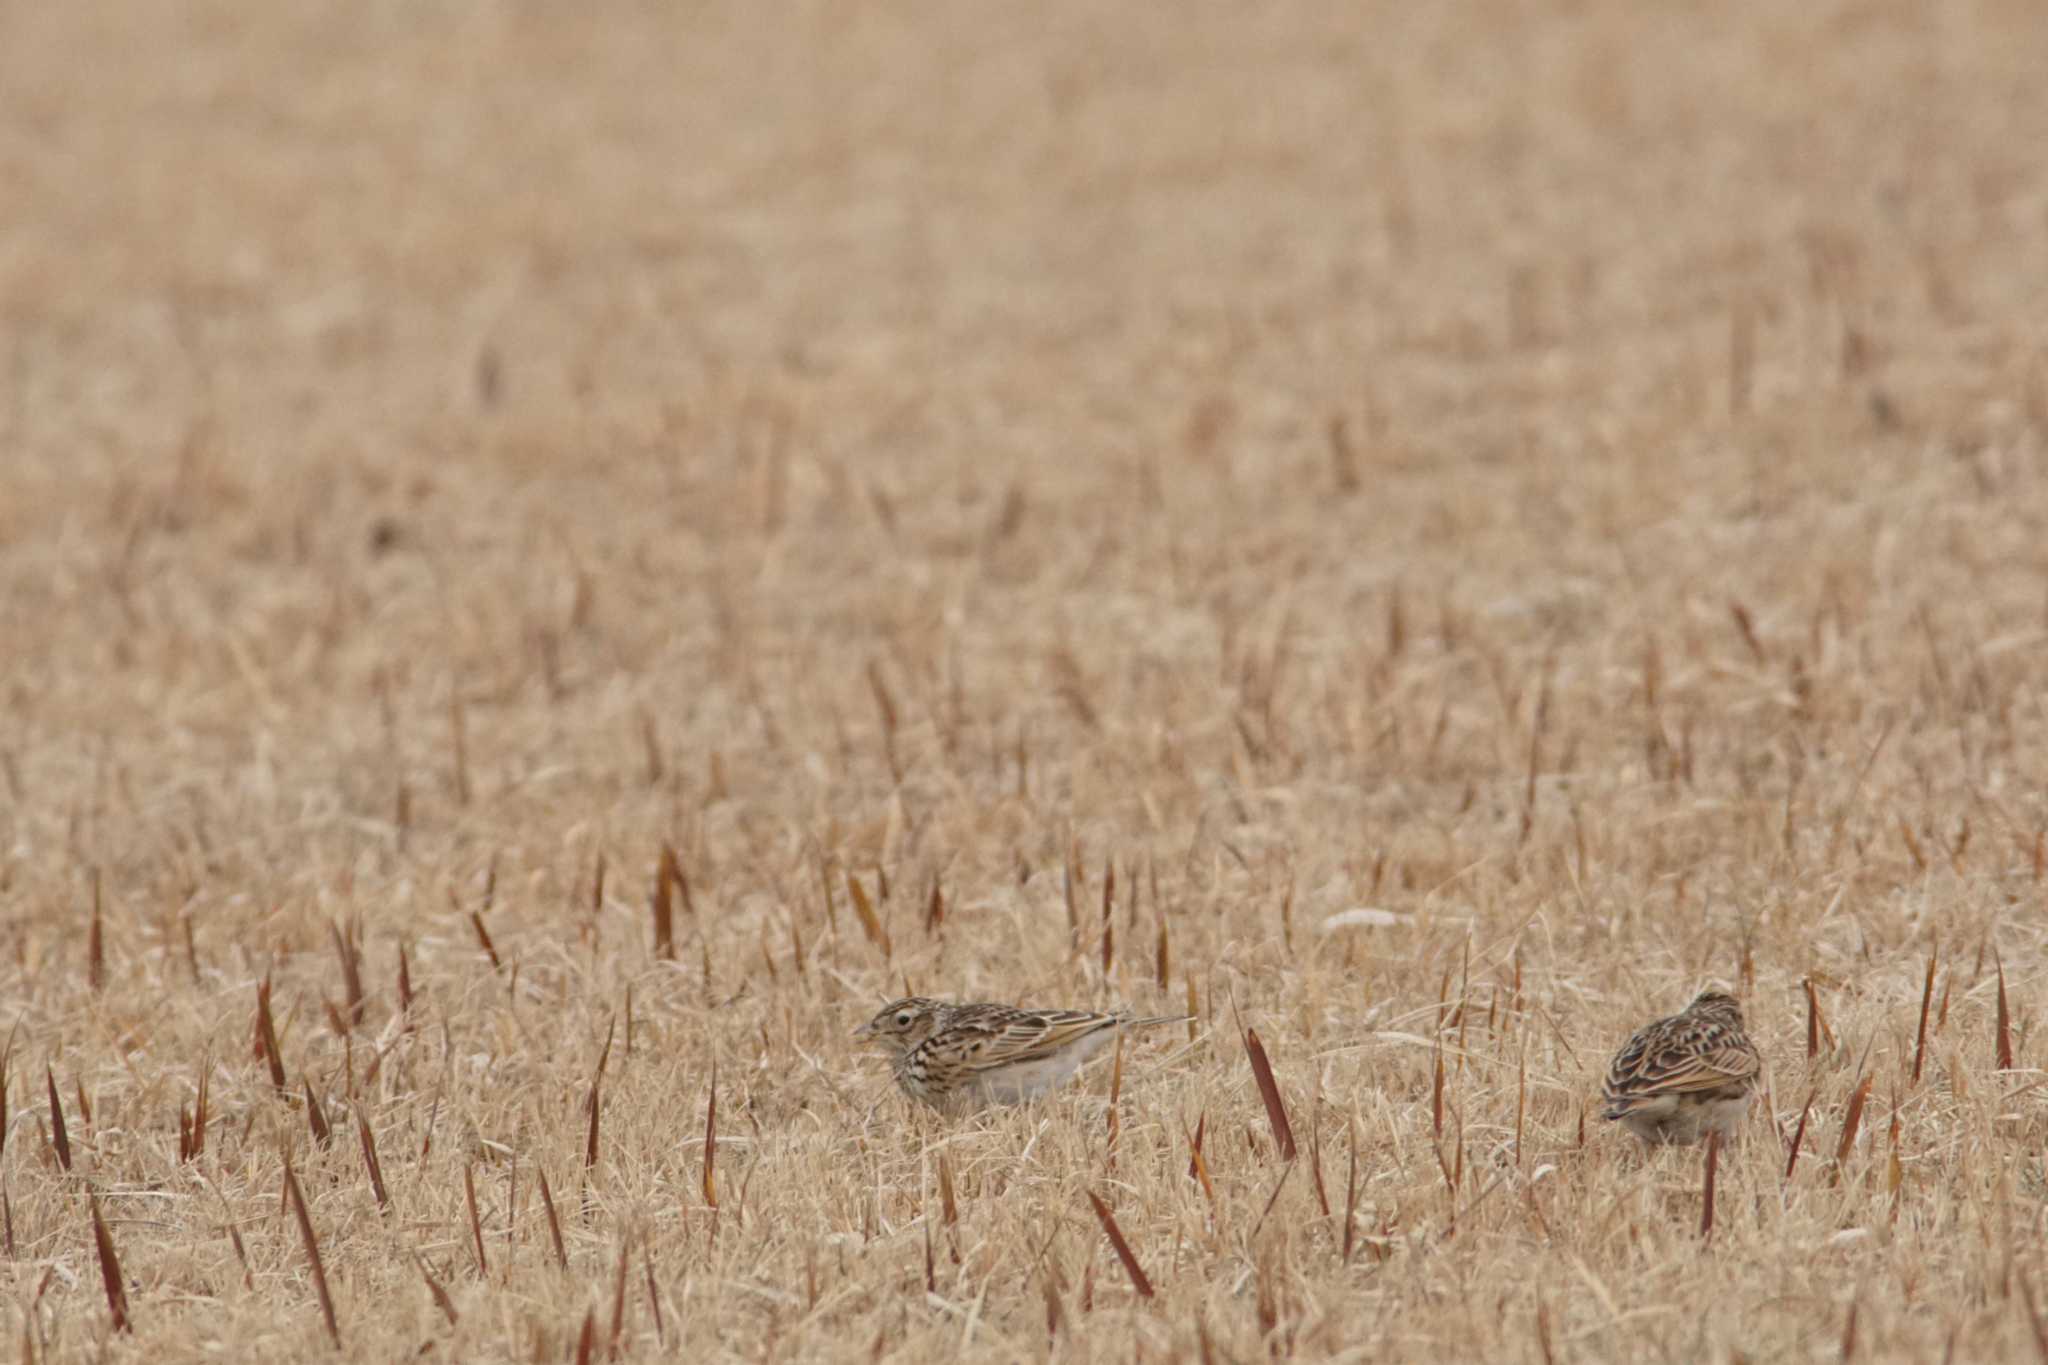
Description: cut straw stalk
702,1059,719,1209
283,1154,341,1346
357,1108,389,1209
256,975,287,1091
651,844,683,960
846,872,890,958
1700,1131,1720,1239
539,1168,568,1268
90,1194,131,1333
1912,944,1938,1085
330,919,364,1029
1244,1027,1297,1161
1832,1074,1874,1182
1085,1190,1154,1298
585,1016,614,1170
1995,949,2015,1071
464,1162,487,1275
47,1066,71,1171
1186,1114,1217,1207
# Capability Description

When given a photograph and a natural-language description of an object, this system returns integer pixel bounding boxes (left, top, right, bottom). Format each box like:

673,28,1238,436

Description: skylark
1600,990,1763,1145
853,997,1189,1111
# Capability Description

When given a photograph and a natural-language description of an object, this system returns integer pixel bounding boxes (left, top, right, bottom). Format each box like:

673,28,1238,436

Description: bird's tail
1119,1013,1195,1030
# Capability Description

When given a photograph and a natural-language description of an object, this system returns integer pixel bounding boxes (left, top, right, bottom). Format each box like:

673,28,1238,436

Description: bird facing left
853,997,1191,1111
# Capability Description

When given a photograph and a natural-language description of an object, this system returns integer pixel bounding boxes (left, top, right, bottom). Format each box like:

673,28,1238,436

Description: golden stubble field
5,2,2048,1360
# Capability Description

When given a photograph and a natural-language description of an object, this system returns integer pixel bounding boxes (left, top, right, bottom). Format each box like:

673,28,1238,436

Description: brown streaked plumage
1600,991,1762,1145
853,997,1190,1111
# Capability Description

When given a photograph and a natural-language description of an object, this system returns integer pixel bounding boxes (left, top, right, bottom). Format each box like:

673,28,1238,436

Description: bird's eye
895,1012,912,1027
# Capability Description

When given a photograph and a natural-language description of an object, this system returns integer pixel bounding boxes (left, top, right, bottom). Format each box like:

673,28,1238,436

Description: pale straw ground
4,2,2048,1361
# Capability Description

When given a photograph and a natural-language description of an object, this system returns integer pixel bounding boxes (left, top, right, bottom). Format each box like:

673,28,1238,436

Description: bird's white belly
970,1031,1115,1105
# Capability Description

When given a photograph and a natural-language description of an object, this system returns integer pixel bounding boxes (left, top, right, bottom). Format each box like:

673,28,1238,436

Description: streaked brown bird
1600,990,1762,1145
853,997,1189,1111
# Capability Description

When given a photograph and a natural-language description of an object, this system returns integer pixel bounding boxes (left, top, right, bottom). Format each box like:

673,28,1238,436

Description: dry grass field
5,1,2048,1360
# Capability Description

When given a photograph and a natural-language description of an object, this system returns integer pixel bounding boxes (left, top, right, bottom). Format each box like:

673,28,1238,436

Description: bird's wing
939,1009,1117,1069
1606,1027,1759,1104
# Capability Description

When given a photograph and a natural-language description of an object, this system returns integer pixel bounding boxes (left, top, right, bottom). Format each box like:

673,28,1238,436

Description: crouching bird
1601,990,1762,1145
854,997,1189,1112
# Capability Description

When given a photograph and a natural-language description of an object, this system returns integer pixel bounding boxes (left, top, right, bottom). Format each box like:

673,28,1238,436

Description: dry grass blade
1042,1264,1064,1339
815,855,837,935
421,1091,440,1161
1515,1045,1527,1166
469,910,501,969
1912,944,1937,1085
1341,1119,1359,1264
1250,1161,1296,1241
1100,858,1115,975
413,1252,458,1325
283,1154,341,1346
1244,1027,1297,1161
89,1194,131,1333
357,1108,388,1210
303,1079,331,1147
1899,817,1927,872
1186,1114,1217,1208
574,1307,596,1365
1700,1130,1720,1239
1806,977,1844,1058
88,867,105,993
1063,848,1079,949
1085,1190,1154,1298
190,1056,210,1162
1805,976,1821,1059
46,1066,70,1172
652,844,679,960
923,1212,936,1295
584,1015,614,1171
539,1168,568,1269
701,1059,719,1209
464,1161,487,1276
330,919,364,1029
256,975,287,1092
1308,1118,1330,1217
1431,1041,1445,1140
1833,1073,1874,1179
1785,1087,1818,1180
0,1023,12,1165
845,872,890,958
396,941,414,1018
1995,948,2015,1071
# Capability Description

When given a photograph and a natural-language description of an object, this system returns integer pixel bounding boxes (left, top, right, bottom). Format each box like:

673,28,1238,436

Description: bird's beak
851,1021,873,1041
